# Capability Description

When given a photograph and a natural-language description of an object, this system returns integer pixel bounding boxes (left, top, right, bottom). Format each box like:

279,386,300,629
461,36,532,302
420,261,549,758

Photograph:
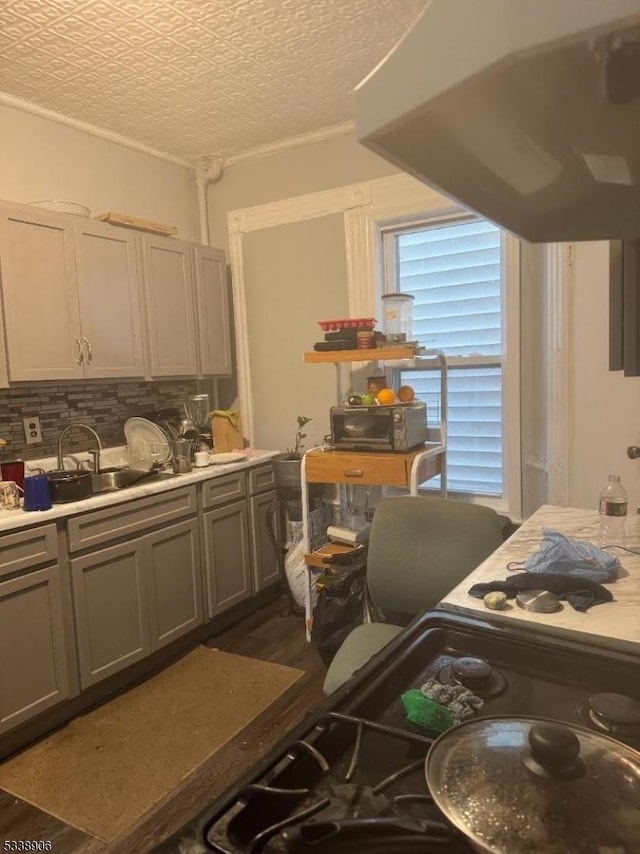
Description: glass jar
381,294,414,342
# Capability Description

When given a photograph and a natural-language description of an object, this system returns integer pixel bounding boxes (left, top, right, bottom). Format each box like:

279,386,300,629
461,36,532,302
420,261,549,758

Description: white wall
242,216,349,451
0,105,199,240
569,241,640,511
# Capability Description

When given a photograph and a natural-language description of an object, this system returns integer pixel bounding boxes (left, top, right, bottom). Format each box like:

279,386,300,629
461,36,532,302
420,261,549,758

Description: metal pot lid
425,716,640,854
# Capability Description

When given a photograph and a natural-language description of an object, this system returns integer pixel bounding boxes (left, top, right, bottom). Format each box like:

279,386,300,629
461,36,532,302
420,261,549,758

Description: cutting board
212,412,245,452
95,212,177,236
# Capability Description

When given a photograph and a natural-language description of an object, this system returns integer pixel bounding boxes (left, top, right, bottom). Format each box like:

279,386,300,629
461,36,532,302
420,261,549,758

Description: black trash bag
312,563,368,667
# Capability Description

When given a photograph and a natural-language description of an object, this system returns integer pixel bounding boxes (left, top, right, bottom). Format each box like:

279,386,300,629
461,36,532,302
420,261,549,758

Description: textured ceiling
0,0,426,163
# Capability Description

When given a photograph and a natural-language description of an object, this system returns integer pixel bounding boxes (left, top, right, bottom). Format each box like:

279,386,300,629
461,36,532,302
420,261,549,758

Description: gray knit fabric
420,679,484,724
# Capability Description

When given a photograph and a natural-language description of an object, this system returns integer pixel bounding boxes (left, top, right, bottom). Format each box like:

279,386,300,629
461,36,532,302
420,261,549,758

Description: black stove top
154,612,640,853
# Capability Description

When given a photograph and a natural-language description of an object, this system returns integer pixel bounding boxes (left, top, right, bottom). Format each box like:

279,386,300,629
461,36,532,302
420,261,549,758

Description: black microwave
330,402,427,452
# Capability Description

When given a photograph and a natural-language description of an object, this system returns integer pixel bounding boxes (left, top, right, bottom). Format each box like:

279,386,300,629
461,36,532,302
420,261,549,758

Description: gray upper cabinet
0,566,70,734
145,518,203,650
0,206,146,381
73,219,145,378
0,206,84,381
0,201,232,383
193,245,232,376
140,234,198,377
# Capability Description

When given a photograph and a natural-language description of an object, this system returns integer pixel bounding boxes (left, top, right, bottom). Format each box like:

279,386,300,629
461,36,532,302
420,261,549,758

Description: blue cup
23,474,52,512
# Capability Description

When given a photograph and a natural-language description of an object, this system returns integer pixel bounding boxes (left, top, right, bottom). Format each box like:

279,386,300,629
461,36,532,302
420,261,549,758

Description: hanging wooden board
95,212,177,236
212,411,245,452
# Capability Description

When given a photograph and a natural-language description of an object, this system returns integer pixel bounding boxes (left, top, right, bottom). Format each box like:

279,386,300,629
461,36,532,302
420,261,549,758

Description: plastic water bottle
598,474,627,546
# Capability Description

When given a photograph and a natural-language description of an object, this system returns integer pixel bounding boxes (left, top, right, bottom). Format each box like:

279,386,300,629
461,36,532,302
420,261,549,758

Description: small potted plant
286,416,312,461
272,415,328,522
273,416,312,499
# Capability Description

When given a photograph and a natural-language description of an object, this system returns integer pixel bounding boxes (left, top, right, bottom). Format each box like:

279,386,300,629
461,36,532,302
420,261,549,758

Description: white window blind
388,218,504,495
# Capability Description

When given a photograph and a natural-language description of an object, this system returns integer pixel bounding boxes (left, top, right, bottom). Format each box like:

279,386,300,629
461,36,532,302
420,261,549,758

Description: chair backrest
367,496,504,621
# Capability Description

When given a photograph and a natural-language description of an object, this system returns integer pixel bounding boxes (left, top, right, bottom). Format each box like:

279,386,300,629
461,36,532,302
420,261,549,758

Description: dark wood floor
0,595,326,853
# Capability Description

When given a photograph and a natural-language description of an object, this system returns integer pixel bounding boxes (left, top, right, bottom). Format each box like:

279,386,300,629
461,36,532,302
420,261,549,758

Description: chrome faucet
57,424,102,473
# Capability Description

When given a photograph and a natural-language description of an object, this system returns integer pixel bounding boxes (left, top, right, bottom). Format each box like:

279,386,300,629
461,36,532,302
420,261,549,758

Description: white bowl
30,200,91,217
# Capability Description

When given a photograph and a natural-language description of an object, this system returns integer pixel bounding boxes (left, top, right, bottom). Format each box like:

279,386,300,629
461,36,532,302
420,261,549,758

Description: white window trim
545,243,573,507
344,178,521,518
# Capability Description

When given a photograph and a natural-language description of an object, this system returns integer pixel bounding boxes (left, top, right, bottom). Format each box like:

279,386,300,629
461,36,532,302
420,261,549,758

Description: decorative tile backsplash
0,380,198,461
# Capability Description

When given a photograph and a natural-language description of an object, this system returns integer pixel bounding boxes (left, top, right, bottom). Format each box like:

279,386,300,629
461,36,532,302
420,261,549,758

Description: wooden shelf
304,346,417,363
305,542,353,569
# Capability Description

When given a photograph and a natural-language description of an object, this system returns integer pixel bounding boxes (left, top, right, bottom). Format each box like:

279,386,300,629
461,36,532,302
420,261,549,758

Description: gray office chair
323,495,504,695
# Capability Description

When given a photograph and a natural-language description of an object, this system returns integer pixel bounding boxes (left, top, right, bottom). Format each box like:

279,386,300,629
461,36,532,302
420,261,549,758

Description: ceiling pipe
193,156,225,409
194,156,224,246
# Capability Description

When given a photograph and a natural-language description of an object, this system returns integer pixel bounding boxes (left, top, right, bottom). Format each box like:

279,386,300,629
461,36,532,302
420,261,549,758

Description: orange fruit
397,385,415,402
376,387,396,405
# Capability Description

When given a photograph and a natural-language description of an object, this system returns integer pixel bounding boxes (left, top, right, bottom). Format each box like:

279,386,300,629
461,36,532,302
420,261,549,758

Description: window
381,215,518,503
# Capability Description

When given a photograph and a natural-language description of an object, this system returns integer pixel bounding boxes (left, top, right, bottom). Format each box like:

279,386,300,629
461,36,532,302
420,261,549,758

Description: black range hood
355,0,640,243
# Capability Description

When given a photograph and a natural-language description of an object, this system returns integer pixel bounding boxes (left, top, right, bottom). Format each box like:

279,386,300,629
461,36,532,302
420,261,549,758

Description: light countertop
0,450,279,535
438,504,640,656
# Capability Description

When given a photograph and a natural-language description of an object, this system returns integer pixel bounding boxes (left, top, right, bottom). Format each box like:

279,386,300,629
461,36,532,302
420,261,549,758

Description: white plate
30,200,91,217
209,452,247,465
124,417,172,467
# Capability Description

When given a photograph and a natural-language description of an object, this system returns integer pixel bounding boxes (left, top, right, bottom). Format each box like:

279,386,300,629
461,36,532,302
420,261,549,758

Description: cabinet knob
344,469,364,478
75,338,84,366
627,446,640,459
83,336,93,364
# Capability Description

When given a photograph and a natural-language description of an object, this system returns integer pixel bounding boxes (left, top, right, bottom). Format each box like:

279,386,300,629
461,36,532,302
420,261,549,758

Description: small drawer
0,524,58,578
249,463,275,495
67,486,196,553
201,471,246,509
304,449,442,487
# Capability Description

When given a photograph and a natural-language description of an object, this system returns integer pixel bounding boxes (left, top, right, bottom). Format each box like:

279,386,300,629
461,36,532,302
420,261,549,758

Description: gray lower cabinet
0,566,70,734
146,518,203,650
71,538,151,689
71,517,204,689
203,500,252,617
250,490,281,592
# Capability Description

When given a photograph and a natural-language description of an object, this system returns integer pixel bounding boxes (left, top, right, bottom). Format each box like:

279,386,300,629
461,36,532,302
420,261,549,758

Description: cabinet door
74,219,145,378
0,207,83,381
140,235,198,376
250,490,281,592
71,539,151,689
145,518,203,650
193,245,232,375
203,500,252,617
0,566,70,734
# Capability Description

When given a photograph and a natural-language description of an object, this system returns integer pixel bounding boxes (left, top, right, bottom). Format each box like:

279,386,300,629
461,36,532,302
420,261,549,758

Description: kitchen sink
91,469,176,494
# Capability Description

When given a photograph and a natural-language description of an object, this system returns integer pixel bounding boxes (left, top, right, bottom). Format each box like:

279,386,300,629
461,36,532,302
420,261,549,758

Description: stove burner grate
436,655,507,698
203,712,466,854
586,692,640,738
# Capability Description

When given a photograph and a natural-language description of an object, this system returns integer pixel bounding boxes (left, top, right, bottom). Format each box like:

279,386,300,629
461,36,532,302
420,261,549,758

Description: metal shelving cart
300,347,448,638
